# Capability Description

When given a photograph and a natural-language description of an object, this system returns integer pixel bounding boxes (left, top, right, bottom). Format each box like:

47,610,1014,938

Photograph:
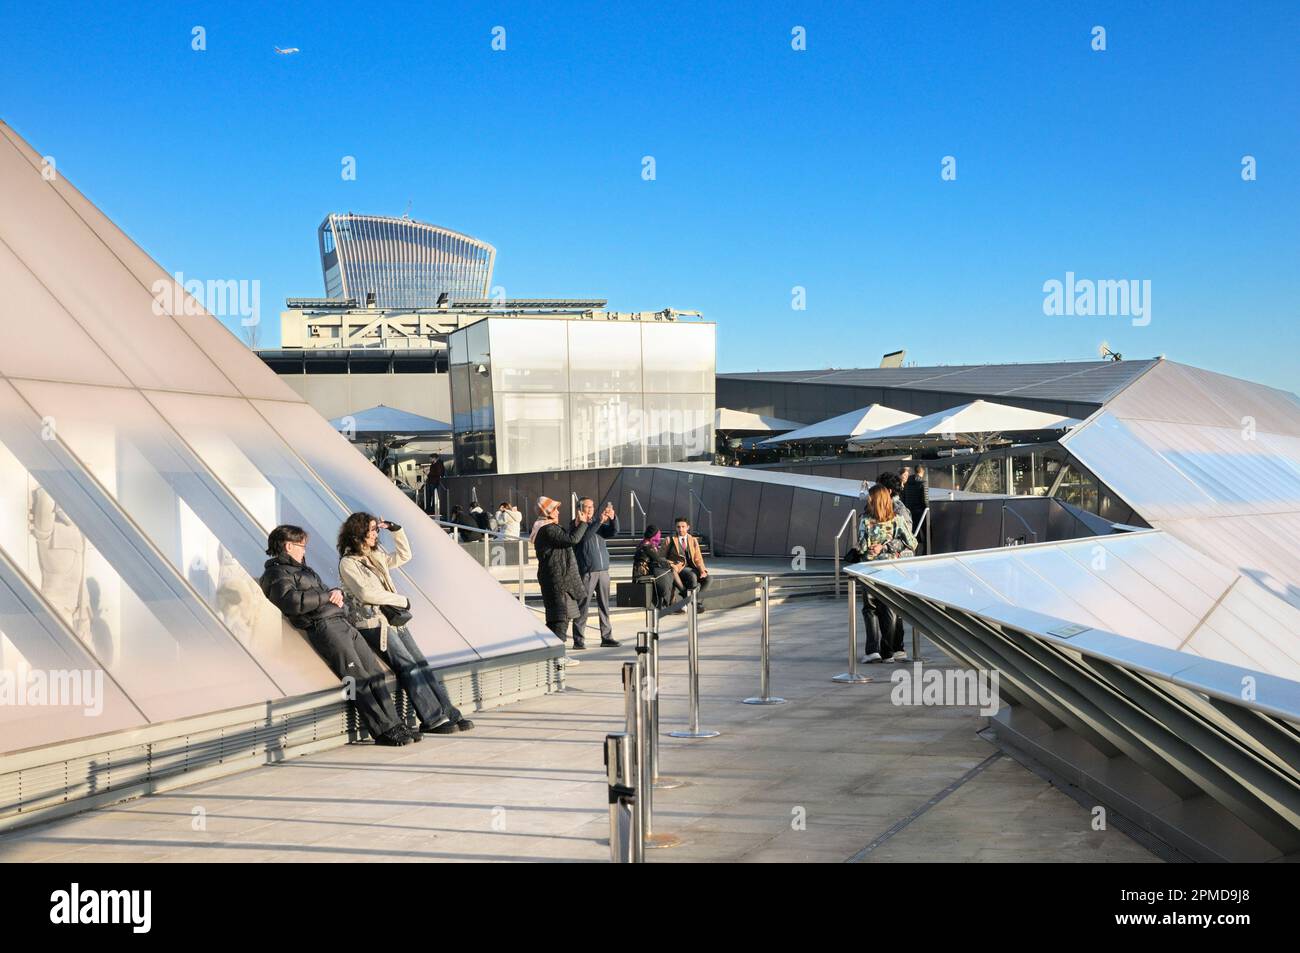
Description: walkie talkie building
318,213,496,308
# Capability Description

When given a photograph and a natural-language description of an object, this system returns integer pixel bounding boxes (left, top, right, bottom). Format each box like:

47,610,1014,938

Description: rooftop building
318,213,496,309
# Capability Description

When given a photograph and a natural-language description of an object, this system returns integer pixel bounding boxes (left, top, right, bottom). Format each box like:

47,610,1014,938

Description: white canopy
761,404,919,446
848,400,1079,450
714,407,804,433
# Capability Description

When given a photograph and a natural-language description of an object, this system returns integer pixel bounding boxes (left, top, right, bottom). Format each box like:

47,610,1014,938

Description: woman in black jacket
257,524,413,746
530,496,589,641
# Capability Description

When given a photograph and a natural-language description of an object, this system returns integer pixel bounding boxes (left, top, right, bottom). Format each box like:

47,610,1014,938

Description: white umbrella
714,407,804,433
762,404,919,446
847,400,1080,452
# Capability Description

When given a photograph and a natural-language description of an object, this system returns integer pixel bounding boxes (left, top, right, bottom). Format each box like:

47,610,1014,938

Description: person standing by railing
572,498,621,649
531,496,589,643
902,464,929,555
493,501,522,538
857,485,917,663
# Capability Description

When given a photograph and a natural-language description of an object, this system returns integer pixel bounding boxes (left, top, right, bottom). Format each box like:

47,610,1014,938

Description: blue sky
3,1,1297,392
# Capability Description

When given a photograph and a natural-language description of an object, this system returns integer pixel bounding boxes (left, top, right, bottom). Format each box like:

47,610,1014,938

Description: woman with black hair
632,525,686,612
258,524,413,746
337,512,473,733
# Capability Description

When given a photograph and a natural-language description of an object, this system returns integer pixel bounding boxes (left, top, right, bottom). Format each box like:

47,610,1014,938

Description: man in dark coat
258,524,413,746
530,496,588,642
571,498,620,649
901,464,929,554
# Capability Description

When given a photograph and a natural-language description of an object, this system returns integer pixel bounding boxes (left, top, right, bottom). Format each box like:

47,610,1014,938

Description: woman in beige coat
337,512,473,734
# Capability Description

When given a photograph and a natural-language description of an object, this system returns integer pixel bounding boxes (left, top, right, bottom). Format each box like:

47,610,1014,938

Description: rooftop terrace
0,598,1156,863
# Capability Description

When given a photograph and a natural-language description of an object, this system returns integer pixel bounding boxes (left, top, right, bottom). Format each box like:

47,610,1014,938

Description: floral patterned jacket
858,514,918,561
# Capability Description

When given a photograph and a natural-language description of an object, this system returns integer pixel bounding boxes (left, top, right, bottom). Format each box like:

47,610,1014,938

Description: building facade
448,314,715,474
318,213,496,309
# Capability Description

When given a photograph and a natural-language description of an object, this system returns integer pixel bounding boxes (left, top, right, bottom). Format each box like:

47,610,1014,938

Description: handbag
380,603,412,627
363,555,413,627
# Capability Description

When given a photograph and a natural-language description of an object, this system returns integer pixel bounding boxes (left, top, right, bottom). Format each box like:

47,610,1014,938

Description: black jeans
358,624,462,728
678,568,711,606
859,586,900,658
306,616,402,739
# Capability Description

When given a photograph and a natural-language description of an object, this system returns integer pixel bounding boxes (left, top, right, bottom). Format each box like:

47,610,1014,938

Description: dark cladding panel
786,488,824,559
928,499,960,555
515,473,544,520
674,471,699,528
540,470,573,519
961,500,1001,551
814,489,857,559
621,467,654,530
699,473,733,553
595,467,622,515
647,468,680,532
753,483,794,555
724,479,762,555
570,470,599,513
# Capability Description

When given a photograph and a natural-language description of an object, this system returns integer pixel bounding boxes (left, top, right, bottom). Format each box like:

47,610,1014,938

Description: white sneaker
557,656,580,667
892,651,908,662
860,652,882,663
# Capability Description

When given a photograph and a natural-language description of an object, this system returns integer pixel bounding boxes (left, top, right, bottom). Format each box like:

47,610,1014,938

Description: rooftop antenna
1099,341,1123,362
402,200,413,220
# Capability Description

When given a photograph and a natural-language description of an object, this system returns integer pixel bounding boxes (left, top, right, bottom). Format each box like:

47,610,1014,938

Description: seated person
633,525,687,612
258,524,415,747
662,516,710,611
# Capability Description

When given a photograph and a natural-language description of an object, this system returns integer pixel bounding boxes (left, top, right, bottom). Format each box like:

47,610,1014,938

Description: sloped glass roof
1062,359,1300,611
0,121,554,756
849,530,1300,684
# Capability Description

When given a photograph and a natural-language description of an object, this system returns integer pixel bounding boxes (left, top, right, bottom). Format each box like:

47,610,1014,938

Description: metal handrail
688,489,717,556
629,490,647,539
833,507,859,597
914,506,932,554
418,482,445,517
1000,503,1038,546
429,516,527,603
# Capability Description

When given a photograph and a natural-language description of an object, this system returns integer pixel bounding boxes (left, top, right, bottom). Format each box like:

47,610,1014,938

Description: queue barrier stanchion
743,575,786,705
832,576,872,684
604,732,639,863
669,590,720,739
643,624,685,790
636,630,681,848
517,537,525,605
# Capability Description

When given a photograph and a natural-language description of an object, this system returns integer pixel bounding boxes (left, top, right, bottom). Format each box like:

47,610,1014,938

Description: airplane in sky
274,46,300,55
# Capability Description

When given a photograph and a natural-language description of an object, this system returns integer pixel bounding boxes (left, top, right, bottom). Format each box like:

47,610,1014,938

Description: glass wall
12,380,335,695
447,317,715,474
0,380,288,729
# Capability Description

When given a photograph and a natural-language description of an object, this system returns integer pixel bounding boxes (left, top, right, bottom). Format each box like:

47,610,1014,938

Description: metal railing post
669,590,720,738
832,577,872,684
604,732,638,863
744,575,786,705
646,620,684,790
833,508,858,597
637,629,681,848
517,537,526,604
